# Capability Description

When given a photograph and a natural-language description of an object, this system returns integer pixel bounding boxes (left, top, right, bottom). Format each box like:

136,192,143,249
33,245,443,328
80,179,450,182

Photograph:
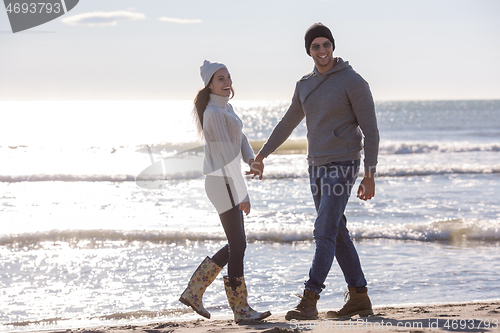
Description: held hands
357,171,376,201
245,154,265,180
239,201,251,215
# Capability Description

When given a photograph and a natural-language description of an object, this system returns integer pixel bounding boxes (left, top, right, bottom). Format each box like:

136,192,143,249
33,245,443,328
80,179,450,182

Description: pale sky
1,0,499,101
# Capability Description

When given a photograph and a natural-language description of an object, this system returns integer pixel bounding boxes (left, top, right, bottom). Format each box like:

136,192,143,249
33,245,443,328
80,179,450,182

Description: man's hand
239,201,251,215
245,154,265,180
357,171,375,201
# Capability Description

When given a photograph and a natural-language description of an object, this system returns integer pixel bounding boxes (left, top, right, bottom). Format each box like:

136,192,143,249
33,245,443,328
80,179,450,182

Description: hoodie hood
300,57,352,80
318,57,351,75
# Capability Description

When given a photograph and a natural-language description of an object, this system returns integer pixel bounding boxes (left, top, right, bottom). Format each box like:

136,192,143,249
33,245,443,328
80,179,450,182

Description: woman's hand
239,201,251,215
245,154,264,180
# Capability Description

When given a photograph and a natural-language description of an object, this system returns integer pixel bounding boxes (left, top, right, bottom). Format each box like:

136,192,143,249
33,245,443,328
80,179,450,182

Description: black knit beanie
304,22,335,56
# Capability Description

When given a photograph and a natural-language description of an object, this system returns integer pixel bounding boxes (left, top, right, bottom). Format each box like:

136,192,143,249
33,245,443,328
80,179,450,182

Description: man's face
310,37,334,72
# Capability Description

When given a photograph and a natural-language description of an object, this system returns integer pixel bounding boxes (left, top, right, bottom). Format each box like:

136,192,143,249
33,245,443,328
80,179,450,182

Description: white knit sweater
202,94,255,202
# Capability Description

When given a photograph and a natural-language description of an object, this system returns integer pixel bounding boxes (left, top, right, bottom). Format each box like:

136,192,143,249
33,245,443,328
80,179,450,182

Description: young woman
179,60,271,323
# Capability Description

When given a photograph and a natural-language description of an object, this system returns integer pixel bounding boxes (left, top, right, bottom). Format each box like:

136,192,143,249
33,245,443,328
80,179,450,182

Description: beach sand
40,301,500,333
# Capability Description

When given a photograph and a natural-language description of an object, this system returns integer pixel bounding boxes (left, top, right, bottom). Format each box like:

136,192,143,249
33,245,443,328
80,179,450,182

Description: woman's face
209,68,232,97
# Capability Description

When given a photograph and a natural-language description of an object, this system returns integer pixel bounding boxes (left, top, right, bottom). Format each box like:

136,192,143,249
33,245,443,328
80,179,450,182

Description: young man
250,22,379,320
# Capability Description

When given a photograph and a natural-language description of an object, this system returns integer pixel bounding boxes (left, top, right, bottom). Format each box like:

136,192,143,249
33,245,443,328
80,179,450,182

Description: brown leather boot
326,287,373,319
285,289,320,320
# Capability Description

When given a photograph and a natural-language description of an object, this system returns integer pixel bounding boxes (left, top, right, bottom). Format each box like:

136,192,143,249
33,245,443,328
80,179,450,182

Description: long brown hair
194,85,212,131
192,77,234,137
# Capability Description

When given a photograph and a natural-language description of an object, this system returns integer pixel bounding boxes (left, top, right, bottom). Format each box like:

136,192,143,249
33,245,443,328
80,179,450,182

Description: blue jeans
304,160,367,294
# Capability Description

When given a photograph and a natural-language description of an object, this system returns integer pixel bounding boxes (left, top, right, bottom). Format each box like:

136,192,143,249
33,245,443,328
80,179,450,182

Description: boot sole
179,296,211,319
358,309,374,317
236,311,272,324
285,313,318,321
326,308,374,319
258,311,272,321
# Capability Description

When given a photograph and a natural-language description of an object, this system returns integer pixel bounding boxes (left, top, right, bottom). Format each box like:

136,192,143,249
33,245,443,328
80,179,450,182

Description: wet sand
41,301,500,333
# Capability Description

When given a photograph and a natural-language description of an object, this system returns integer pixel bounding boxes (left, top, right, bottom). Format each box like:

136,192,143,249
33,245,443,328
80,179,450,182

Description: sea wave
133,140,500,155
6,140,499,155
261,164,500,179
0,174,137,182
373,164,500,178
2,139,499,183
380,141,500,154
4,307,193,328
351,219,500,242
1,219,498,247
2,162,499,183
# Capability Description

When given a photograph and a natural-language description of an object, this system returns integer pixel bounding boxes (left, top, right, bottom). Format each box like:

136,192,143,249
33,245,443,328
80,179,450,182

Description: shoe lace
294,293,308,309
343,290,351,303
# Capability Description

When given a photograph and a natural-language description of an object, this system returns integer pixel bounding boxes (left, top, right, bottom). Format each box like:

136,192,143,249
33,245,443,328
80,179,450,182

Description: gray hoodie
259,57,379,172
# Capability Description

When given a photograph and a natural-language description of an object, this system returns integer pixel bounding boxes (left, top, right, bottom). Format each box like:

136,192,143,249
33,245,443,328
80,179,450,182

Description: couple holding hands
179,22,379,323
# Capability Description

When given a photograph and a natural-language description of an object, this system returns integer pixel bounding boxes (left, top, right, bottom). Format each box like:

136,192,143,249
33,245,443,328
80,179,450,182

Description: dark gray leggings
211,204,246,277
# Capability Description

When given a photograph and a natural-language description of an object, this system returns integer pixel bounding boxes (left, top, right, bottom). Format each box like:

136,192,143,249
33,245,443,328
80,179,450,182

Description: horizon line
1,98,500,102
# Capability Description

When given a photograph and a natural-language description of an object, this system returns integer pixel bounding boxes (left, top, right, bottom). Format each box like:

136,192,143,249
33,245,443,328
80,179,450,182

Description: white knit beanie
200,60,227,87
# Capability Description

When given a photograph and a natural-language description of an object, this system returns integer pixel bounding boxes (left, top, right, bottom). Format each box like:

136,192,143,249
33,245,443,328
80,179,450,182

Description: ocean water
1,100,499,332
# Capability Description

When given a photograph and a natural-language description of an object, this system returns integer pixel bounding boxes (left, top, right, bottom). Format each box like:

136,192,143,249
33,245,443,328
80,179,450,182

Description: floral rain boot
223,276,272,323
179,256,222,319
